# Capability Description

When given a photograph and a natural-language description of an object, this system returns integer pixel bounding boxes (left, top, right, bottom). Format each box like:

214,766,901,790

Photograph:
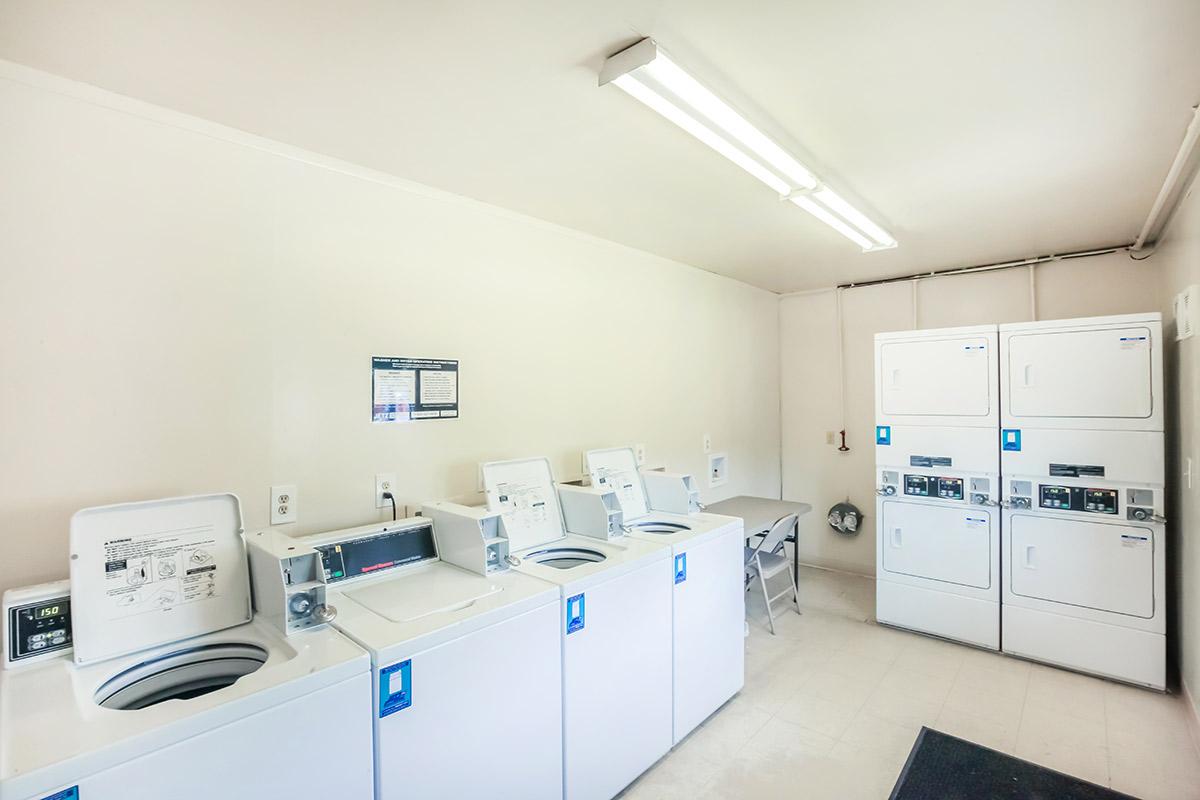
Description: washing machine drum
95,642,268,711
524,547,608,570
629,521,691,535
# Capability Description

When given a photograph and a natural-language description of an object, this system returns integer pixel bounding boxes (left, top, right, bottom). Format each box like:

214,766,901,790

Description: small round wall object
827,502,863,536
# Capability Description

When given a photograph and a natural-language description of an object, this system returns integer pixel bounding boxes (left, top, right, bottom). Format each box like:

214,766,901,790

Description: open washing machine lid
586,446,651,520
480,457,569,552
586,447,696,535
69,494,252,666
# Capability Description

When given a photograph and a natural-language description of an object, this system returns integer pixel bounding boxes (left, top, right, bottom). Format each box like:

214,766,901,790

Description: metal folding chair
744,512,800,635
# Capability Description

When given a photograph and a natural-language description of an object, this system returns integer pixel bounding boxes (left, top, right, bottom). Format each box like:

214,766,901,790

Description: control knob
1131,507,1150,522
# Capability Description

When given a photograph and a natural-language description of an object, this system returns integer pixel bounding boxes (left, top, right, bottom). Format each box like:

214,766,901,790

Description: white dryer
999,313,1165,689
874,325,1001,649
480,457,674,800
584,446,745,744
286,515,564,800
0,494,374,800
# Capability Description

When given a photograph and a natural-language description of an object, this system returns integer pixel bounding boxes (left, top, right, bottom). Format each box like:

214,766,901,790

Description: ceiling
2,0,1198,292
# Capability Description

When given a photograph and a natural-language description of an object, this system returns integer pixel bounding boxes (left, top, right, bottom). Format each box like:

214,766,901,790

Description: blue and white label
1002,429,1022,451
41,788,79,800
963,344,986,354
674,553,687,584
566,593,585,634
1119,336,1148,349
965,516,987,529
1121,534,1150,548
876,425,891,446
379,659,412,718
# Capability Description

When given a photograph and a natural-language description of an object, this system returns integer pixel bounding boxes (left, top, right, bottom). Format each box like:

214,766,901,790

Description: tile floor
619,566,1200,800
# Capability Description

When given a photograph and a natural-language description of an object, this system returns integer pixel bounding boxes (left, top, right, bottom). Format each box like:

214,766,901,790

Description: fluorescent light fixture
601,38,896,252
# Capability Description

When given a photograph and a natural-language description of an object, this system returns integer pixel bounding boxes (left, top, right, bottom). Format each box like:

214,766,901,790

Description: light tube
813,187,896,248
788,195,875,251
641,54,818,190
602,38,896,252
613,75,791,195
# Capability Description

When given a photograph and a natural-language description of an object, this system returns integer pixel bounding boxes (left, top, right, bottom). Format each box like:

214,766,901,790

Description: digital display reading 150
35,605,61,619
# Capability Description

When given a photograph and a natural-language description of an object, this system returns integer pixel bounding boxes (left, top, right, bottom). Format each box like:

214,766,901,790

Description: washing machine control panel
6,594,72,665
1038,485,1118,515
903,474,964,500
315,523,437,584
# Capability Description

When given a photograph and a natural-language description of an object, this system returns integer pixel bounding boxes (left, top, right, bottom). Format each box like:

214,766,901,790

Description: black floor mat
890,727,1138,800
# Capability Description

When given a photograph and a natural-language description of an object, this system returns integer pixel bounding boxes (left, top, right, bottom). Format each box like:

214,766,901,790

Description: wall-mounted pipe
1134,105,1200,251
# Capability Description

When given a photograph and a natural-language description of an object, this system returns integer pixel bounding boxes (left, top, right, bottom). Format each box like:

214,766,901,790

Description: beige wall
780,251,1161,575
1154,175,1200,723
0,65,782,594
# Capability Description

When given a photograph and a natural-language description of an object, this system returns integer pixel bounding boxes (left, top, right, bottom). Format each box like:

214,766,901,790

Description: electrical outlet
634,443,646,465
270,484,297,525
1186,457,1193,490
376,473,397,509
703,434,712,454
826,431,835,445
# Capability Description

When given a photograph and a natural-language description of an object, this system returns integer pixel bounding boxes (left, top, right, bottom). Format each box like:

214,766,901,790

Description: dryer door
1005,326,1154,420
1008,514,1155,618
880,501,992,589
878,335,994,419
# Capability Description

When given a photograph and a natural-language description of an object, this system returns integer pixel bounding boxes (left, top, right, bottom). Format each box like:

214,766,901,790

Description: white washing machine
874,325,1001,649
999,313,1166,689
480,457,674,800
0,494,374,800
279,514,564,800
584,446,745,744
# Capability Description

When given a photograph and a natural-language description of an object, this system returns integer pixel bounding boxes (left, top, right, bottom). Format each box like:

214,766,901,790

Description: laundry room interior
1,3,1199,800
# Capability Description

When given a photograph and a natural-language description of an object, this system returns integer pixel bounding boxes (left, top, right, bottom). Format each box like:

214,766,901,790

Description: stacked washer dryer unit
0,494,374,800
999,313,1166,689
874,325,1002,650
584,446,745,745
275,511,564,800
480,456,674,800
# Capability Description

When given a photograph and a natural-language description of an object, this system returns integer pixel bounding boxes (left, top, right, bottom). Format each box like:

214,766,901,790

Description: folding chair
744,512,800,635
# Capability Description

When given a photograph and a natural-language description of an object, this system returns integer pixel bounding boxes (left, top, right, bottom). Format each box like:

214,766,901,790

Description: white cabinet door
1005,326,1154,420
879,336,993,418
880,501,992,589
1008,515,1155,618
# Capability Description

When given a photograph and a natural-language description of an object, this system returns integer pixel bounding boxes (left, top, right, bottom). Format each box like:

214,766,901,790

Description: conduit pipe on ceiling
1134,105,1200,252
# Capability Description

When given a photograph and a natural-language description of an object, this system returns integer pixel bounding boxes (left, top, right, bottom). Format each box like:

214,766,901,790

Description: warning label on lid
101,526,220,619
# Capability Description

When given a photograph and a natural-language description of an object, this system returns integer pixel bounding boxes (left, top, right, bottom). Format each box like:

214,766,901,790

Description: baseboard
796,558,874,579
1184,678,1200,762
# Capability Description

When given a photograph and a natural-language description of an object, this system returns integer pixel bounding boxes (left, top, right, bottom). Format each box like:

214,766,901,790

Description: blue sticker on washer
1002,429,1022,451
876,425,891,445
566,593,585,634
674,553,687,584
40,789,79,800
379,659,412,718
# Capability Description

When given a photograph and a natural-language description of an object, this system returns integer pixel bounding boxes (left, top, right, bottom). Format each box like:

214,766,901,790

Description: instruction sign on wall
372,357,459,422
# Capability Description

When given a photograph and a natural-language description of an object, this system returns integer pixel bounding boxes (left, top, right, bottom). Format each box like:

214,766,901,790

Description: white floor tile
633,568,1200,800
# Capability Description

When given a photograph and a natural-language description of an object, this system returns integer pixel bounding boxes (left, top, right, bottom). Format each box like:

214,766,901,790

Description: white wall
1153,174,1200,727
780,251,1162,575
0,65,782,594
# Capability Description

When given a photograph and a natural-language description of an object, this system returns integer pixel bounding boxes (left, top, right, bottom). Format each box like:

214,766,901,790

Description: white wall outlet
826,431,835,445
634,443,646,465
702,433,712,454
1186,456,1193,490
270,484,297,525
708,453,729,487
376,473,397,509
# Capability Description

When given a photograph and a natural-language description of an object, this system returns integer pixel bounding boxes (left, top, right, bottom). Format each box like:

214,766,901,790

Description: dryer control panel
904,475,963,500
315,523,437,584
879,470,993,505
1038,485,1118,514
